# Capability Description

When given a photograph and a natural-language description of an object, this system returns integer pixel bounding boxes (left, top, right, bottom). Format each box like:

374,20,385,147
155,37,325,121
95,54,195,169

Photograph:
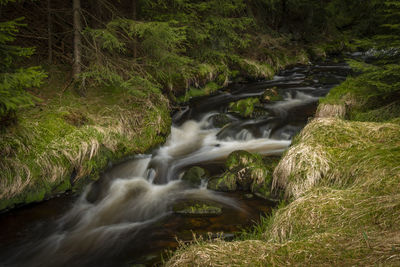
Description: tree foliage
0,2,46,123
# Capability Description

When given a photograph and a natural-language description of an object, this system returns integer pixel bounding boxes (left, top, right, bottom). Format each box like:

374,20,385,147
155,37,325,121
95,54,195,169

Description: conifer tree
377,1,400,49
0,0,46,125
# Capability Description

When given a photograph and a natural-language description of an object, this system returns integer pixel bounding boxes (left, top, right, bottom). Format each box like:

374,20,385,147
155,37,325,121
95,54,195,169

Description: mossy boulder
229,98,260,117
173,200,222,217
211,114,234,128
260,87,282,103
207,172,237,192
182,166,208,187
251,182,271,199
208,150,278,196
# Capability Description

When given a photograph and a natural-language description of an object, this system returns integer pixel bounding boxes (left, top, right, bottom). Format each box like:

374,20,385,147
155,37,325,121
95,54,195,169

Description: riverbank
0,38,340,213
166,57,400,266
0,71,171,211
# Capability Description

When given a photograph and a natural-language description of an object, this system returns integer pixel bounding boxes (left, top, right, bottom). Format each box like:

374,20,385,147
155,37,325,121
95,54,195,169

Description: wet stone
210,113,234,128
229,98,260,117
209,151,278,197
182,166,208,187
260,87,282,103
207,173,237,192
251,107,270,119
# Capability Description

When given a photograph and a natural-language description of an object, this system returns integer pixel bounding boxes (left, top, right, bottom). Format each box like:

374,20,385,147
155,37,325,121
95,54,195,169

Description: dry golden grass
315,103,346,118
272,117,400,199
167,229,400,266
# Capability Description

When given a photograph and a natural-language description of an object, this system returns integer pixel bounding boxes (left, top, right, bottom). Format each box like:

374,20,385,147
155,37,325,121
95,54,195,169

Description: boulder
207,172,237,192
211,113,234,128
260,87,282,103
182,166,207,187
229,98,260,117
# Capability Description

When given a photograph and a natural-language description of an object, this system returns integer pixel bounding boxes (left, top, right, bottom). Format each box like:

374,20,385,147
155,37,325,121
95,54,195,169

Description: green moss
182,166,207,187
173,201,222,216
207,151,277,196
226,150,262,171
351,102,400,122
229,98,260,117
207,172,237,192
321,63,400,121
260,87,282,103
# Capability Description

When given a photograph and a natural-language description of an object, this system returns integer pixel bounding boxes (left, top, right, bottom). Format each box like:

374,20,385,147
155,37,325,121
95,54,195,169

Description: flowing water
0,61,351,267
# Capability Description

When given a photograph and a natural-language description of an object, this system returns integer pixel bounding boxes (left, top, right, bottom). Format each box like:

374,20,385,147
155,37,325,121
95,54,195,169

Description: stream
0,60,351,267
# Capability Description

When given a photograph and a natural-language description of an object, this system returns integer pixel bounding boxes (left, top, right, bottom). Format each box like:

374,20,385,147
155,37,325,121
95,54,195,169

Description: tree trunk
47,0,53,64
132,0,137,59
73,0,82,81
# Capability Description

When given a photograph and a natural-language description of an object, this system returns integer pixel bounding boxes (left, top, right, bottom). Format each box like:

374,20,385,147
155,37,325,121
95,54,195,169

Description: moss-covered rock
211,114,234,128
208,151,278,196
229,98,260,117
173,200,222,217
260,87,282,103
251,182,271,199
182,166,208,187
226,150,263,171
207,172,237,192
226,151,270,191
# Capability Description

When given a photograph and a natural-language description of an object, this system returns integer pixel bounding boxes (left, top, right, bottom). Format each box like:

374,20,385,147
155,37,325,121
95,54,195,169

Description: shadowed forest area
1,0,400,266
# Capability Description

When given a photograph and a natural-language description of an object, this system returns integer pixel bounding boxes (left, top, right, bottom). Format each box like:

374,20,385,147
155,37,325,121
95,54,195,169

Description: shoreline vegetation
0,78,171,211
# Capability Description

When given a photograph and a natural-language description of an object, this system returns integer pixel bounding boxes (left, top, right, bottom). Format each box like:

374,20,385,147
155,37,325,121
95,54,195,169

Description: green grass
0,74,171,211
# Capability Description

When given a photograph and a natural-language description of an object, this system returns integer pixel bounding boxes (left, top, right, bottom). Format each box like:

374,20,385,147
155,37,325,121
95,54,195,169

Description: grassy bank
0,71,171,212
166,60,400,266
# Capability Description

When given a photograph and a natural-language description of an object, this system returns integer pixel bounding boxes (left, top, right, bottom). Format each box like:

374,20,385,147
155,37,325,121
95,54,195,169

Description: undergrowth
0,71,171,211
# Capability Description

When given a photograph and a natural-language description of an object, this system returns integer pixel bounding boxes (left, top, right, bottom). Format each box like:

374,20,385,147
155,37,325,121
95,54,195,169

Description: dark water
0,60,351,267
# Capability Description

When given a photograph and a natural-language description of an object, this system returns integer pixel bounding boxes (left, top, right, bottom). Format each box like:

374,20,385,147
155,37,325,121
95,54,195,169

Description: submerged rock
251,107,270,119
173,200,222,217
182,166,208,186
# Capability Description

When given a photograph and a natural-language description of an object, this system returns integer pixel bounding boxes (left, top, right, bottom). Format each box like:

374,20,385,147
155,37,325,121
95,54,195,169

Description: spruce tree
377,1,400,49
0,0,46,125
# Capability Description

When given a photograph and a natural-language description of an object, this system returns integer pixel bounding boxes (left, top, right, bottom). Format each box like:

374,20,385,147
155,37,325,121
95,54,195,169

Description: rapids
0,60,351,267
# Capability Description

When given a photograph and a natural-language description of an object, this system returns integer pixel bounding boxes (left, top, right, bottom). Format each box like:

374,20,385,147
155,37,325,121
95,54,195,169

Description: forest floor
0,67,171,211
166,60,400,266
